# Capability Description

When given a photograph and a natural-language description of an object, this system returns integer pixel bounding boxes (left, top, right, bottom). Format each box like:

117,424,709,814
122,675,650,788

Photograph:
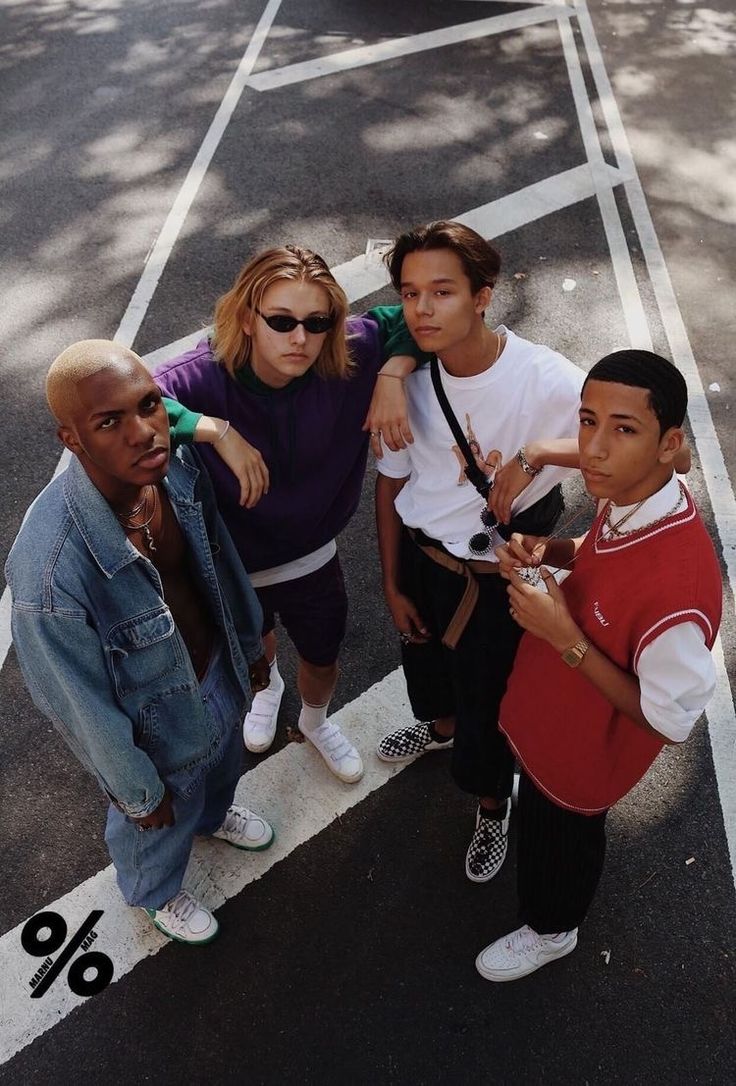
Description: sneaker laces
219,807,252,835
309,720,353,761
163,890,198,923
505,926,545,954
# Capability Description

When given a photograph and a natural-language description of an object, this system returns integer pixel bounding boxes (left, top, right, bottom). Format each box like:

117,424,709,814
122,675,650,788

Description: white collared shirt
603,473,716,742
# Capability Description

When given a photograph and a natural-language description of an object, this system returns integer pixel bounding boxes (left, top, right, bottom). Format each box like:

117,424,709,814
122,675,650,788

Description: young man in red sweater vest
476,349,722,982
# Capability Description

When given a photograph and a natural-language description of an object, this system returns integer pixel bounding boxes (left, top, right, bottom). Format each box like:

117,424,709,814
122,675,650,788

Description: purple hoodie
155,314,393,574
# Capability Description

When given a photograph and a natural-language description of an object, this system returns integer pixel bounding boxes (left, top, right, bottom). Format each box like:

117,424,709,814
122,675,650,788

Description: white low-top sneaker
143,889,218,945
213,805,274,851
301,719,364,783
475,924,578,982
243,684,284,752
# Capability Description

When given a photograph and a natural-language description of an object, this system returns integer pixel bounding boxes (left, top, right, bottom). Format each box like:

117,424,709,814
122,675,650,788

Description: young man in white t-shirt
375,220,584,882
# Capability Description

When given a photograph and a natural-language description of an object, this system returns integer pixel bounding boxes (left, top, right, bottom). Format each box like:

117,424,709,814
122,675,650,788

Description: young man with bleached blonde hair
156,244,428,782
7,341,273,944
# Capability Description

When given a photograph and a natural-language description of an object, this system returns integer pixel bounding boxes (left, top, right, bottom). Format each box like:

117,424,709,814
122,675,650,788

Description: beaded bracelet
517,445,543,477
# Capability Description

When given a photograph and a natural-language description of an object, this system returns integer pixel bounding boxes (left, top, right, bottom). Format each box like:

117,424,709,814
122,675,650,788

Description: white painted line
114,0,283,350
143,331,212,371
705,635,736,883
461,1,562,5
246,5,574,91
0,669,416,1065
138,163,624,376
326,170,618,305
455,162,624,242
0,4,281,674
0,159,625,672
557,15,651,349
574,0,736,889
574,1,736,575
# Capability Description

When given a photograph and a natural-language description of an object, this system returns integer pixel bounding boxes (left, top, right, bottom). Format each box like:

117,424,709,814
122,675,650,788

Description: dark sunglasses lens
468,532,492,555
480,507,498,529
263,315,298,332
264,314,334,334
302,315,334,333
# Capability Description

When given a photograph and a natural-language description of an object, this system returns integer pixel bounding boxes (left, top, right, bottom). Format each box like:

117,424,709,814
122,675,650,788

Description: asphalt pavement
1,2,734,1082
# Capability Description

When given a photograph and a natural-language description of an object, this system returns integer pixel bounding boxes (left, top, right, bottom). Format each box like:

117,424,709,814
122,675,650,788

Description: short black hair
583,349,687,433
385,220,501,294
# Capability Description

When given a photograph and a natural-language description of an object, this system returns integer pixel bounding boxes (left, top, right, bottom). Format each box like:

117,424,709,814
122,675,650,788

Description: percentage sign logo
21,910,114,999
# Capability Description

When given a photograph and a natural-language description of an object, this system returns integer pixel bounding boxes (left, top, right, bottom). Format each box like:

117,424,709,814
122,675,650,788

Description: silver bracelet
214,420,231,443
517,445,542,477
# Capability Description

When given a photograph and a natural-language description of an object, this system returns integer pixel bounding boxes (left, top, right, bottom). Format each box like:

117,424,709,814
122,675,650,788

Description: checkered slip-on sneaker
465,798,511,883
376,720,454,763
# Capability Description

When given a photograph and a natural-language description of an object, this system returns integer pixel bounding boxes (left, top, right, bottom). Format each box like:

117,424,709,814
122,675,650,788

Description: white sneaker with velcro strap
301,719,364,783
243,683,284,752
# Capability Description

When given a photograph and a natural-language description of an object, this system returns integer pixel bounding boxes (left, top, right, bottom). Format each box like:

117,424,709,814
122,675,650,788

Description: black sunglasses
254,307,335,335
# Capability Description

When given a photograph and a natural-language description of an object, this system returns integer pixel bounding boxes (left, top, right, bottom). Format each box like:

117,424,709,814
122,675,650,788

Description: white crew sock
265,656,285,696
298,699,330,734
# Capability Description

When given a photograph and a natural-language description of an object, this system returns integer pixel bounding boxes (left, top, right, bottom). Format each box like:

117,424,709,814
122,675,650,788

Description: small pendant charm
141,524,156,555
516,565,542,588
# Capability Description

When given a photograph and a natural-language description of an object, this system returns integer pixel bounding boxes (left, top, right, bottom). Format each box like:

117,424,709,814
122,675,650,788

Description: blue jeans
105,645,245,908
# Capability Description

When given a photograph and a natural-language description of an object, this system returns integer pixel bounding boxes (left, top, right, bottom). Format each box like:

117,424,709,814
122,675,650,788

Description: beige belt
407,529,501,650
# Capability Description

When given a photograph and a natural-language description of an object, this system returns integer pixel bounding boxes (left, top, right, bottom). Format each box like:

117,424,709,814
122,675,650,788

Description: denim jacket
5,448,264,818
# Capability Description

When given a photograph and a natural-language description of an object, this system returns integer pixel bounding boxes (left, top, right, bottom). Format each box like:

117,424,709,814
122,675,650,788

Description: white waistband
247,539,337,588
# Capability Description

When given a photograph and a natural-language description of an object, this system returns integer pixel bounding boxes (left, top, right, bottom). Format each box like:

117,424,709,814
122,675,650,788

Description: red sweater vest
500,488,722,813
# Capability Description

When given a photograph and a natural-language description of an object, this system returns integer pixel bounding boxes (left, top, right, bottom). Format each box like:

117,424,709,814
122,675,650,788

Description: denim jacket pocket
134,702,157,754
107,607,184,698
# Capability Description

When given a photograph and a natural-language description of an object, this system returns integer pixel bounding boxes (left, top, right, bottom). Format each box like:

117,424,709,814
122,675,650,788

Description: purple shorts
255,554,348,667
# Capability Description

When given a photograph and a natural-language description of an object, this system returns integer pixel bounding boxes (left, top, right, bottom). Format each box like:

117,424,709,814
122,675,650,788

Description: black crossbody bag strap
429,357,564,540
429,356,491,498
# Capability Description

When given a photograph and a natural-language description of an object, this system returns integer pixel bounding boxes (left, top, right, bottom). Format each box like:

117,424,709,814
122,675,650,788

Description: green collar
235,364,313,396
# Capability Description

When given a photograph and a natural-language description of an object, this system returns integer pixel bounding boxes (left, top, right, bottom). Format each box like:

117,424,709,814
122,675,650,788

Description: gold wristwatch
561,637,590,668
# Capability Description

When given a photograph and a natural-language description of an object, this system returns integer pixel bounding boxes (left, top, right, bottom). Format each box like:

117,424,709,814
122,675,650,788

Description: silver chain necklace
115,485,159,556
603,481,685,539
516,483,685,587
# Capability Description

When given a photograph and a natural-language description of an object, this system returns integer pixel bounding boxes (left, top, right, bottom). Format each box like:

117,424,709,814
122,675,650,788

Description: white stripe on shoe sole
0,669,419,1065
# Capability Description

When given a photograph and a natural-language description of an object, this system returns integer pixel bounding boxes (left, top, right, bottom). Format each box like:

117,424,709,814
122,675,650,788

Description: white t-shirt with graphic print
377,326,585,561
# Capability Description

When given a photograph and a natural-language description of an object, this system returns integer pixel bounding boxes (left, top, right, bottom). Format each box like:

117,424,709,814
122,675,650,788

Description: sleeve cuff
163,397,203,446
113,780,166,819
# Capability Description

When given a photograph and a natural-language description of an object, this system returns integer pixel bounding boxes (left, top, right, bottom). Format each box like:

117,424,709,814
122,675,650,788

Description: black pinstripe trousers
517,770,608,934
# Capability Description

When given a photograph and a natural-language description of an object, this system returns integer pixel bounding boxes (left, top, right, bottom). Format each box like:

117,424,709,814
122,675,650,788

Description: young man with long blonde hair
156,245,425,782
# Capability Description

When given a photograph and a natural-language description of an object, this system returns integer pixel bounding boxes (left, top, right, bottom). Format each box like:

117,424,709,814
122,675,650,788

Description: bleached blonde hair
46,340,143,425
211,246,352,379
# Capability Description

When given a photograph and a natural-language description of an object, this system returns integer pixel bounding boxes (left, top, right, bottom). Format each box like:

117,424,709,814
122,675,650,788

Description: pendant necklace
516,484,685,587
515,496,647,587
115,485,159,556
